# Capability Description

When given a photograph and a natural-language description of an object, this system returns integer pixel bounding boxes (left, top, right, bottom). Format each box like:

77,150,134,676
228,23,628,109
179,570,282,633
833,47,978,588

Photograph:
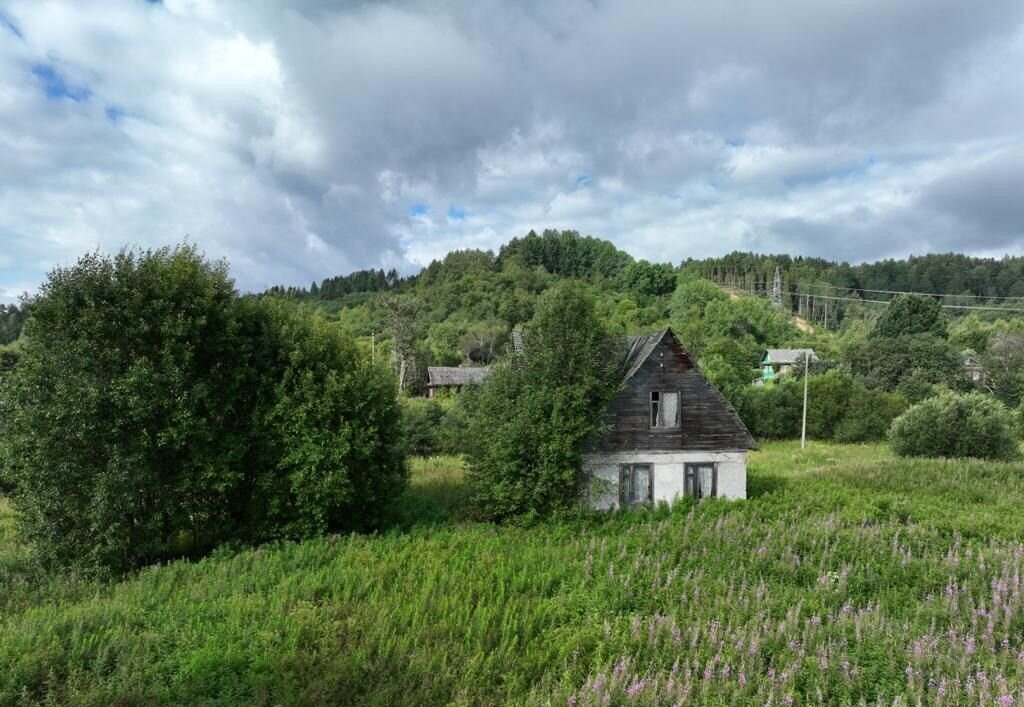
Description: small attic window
650,391,680,429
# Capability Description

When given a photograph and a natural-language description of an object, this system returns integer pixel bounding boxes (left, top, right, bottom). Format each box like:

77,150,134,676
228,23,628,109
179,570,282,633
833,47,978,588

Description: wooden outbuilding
425,366,491,397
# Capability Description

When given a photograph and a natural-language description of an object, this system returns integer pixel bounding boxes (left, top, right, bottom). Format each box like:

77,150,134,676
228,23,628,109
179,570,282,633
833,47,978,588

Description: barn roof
426,366,492,387
763,348,818,365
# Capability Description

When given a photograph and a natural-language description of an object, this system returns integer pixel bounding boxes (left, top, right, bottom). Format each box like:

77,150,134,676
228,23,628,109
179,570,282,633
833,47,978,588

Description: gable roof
426,366,492,387
763,348,818,365
622,330,671,384
611,328,756,451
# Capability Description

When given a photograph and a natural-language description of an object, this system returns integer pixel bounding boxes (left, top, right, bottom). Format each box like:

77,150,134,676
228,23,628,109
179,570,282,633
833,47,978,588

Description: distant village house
759,348,818,384
425,366,492,397
585,329,755,508
962,354,989,389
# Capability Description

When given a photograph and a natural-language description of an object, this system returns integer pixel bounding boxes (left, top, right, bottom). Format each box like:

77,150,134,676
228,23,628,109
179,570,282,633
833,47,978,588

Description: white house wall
584,451,747,509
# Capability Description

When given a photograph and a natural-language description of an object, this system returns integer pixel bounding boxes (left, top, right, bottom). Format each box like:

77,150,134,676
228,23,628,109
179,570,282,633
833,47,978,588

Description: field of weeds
2,443,1024,706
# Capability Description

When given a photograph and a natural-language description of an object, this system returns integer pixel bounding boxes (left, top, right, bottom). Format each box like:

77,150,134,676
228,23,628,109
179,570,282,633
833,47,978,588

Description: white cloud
1,0,1024,304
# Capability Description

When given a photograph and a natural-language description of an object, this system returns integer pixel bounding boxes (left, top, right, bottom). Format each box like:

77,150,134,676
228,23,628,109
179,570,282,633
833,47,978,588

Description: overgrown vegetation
461,282,622,521
889,391,1020,461
4,443,1024,705
737,370,907,442
0,246,405,573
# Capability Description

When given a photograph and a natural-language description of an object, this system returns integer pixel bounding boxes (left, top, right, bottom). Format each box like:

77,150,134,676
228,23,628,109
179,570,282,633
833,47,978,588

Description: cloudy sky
2,0,1024,301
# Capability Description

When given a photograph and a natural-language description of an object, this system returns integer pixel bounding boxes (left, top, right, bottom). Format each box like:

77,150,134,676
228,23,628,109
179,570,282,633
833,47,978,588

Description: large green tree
462,282,621,520
0,246,405,572
871,294,949,339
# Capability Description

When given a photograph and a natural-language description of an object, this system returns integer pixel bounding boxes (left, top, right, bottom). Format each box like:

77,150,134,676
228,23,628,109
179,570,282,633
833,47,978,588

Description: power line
791,291,1024,313
734,286,1024,314
798,282,1024,302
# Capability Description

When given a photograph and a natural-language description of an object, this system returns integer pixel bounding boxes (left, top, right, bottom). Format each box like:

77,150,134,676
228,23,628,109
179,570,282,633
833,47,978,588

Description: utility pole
371,331,375,364
771,267,782,308
801,353,810,450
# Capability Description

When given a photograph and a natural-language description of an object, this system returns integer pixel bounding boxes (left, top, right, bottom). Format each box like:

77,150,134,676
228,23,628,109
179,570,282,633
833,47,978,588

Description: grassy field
2,444,1024,705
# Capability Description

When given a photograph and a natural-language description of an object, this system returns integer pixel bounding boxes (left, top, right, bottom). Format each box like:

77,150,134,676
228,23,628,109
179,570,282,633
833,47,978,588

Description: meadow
2,443,1024,706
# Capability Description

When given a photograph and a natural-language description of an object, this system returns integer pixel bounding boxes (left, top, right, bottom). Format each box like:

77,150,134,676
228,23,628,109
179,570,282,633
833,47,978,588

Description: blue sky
1,0,1024,301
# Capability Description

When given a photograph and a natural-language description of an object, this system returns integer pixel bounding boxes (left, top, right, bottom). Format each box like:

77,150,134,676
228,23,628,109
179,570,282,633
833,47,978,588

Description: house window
650,391,680,429
684,463,717,499
971,371,981,381
619,463,653,506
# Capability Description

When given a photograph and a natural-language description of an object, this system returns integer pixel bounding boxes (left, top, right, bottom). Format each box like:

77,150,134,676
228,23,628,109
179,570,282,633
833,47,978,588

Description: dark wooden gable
590,329,756,453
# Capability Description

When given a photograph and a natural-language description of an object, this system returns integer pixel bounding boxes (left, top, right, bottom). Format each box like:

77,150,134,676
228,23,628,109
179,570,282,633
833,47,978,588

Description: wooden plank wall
594,335,754,452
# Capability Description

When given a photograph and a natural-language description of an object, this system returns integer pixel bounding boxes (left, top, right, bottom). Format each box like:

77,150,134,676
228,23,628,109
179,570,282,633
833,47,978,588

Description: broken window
684,463,717,499
650,391,680,429
619,463,653,506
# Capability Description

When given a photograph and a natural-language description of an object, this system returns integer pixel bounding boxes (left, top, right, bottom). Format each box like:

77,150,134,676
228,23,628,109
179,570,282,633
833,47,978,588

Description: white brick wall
584,450,747,509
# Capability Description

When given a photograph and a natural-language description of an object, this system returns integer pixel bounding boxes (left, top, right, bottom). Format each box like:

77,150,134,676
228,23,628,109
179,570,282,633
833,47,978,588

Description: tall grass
2,443,1024,705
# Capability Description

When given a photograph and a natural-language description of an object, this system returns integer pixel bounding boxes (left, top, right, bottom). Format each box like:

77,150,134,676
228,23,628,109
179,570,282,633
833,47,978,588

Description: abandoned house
759,348,818,383
425,366,491,397
962,354,989,389
585,328,756,509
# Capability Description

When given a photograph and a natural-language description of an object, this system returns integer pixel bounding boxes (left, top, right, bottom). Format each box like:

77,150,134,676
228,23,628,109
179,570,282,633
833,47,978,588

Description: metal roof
763,348,818,365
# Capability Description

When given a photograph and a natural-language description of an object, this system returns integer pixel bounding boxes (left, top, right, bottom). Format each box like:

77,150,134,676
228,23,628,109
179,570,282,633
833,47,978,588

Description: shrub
834,387,907,443
889,391,1019,460
400,397,446,456
0,246,405,572
735,382,802,439
737,371,907,443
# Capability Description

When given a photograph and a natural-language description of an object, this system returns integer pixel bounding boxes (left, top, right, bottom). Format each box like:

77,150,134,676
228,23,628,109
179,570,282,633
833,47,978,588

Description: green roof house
760,348,817,383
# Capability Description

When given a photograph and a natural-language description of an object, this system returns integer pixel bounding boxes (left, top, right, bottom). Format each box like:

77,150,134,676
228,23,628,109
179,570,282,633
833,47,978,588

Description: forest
235,230,1024,456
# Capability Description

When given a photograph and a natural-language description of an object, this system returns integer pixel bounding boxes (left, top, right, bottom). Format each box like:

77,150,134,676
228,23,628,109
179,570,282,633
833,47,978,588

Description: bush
889,392,1020,460
0,246,405,572
834,387,907,443
400,397,446,456
735,382,802,439
737,371,907,443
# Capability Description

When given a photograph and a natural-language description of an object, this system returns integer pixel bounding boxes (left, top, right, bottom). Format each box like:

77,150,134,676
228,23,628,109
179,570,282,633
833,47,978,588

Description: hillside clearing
2,444,1024,705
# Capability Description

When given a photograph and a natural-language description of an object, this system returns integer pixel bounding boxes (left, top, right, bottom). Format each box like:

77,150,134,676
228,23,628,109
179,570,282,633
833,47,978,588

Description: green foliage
0,246,405,572
871,293,949,339
703,295,799,345
462,282,622,520
7,444,1024,705
618,259,677,297
0,303,26,345
735,381,802,439
668,278,728,356
889,391,1020,460
737,371,906,442
399,397,466,457
843,333,964,401
833,386,908,443
699,335,762,401
0,338,21,375
498,229,633,281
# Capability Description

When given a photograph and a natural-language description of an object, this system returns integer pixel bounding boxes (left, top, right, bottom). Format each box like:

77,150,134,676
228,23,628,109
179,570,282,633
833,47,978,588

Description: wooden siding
590,331,755,453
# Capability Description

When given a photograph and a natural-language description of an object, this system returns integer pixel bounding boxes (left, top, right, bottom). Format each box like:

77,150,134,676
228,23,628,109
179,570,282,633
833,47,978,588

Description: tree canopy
0,245,405,572
462,282,622,520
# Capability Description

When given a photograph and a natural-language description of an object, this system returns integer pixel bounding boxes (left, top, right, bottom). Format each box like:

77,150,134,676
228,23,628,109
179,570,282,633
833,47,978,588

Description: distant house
962,354,988,389
426,366,491,397
760,348,818,383
585,329,756,509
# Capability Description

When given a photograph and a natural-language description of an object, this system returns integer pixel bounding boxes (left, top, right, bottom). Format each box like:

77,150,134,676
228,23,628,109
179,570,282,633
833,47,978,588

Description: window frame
684,462,718,500
649,390,681,430
619,463,654,507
